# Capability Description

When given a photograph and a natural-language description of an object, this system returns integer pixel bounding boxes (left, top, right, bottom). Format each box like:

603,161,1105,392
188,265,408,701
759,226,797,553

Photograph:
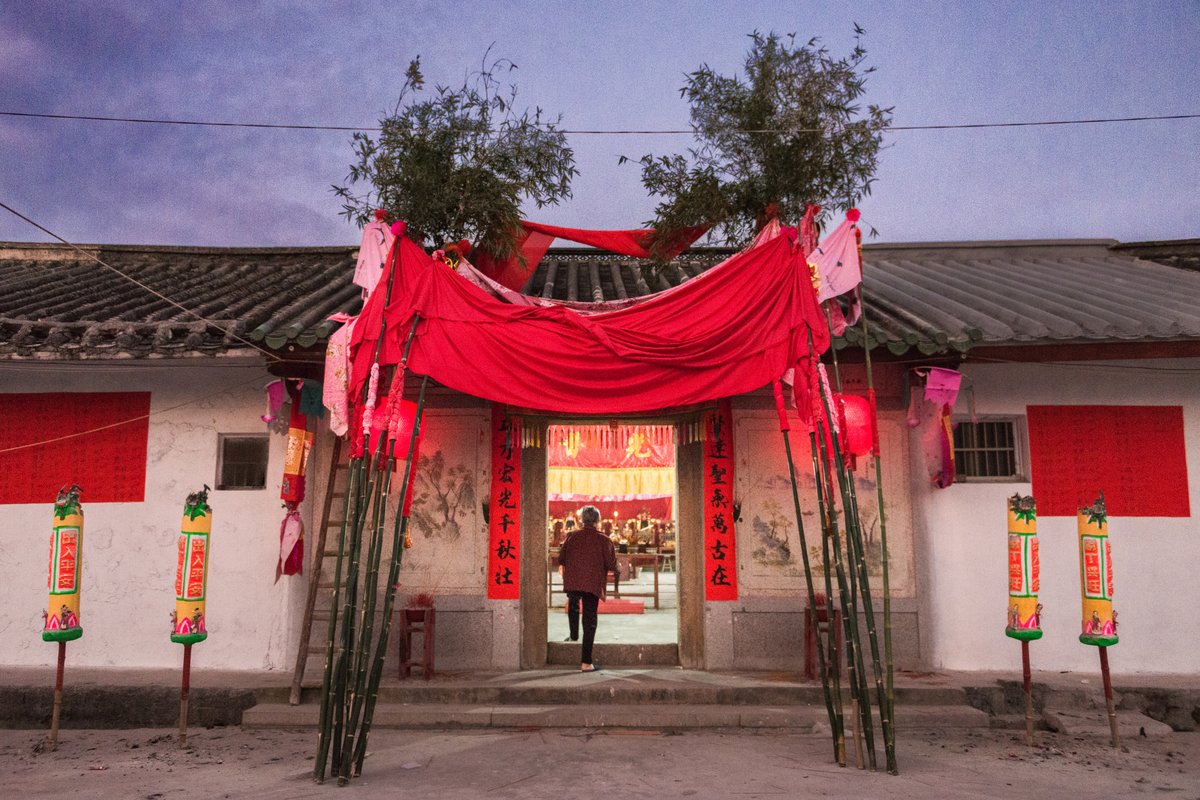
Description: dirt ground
1,725,1197,799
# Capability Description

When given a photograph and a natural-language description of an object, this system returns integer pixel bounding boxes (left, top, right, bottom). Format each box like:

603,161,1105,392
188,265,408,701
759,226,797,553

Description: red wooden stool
397,607,435,680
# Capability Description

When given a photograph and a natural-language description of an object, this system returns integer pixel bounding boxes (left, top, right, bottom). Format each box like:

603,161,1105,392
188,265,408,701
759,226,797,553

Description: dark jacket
559,525,617,599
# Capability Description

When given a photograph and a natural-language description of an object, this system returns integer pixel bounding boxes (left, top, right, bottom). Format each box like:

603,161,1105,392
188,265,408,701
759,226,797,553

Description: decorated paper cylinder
43,485,84,642
1005,494,1042,641
172,488,212,645
1077,493,1117,647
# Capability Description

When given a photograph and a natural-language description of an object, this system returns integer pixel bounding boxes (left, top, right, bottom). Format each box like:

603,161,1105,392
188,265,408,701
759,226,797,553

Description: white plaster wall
0,360,309,671
733,409,916,598
917,359,1200,674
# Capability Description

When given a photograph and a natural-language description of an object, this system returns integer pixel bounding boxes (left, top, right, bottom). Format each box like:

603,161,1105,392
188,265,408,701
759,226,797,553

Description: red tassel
772,379,791,432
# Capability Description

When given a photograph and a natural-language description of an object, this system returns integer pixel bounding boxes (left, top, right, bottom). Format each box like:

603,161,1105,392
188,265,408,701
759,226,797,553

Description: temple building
1,236,1197,678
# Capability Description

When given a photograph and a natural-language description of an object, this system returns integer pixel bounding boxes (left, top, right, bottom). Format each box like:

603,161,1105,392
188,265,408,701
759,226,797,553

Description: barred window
216,435,269,490
954,418,1026,481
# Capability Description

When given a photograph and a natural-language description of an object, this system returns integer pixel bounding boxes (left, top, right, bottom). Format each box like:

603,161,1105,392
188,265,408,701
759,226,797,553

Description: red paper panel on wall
1027,405,1190,517
0,392,151,504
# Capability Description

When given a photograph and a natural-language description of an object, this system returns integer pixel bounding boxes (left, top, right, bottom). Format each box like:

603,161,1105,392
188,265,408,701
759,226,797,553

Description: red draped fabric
473,221,710,290
351,233,829,415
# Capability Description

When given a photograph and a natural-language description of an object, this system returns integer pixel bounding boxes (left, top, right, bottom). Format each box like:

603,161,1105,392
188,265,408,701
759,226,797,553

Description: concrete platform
2,664,1196,736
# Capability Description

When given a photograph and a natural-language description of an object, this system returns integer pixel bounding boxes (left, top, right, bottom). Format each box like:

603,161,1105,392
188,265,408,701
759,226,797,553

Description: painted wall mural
735,412,914,596
388,410,489,595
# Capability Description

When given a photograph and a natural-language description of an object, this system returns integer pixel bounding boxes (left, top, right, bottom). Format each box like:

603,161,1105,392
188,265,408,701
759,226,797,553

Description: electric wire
2,109,1198,135
0,199,285,363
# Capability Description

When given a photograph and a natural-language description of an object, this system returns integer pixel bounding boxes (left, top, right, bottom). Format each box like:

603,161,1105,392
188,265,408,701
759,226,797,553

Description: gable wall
914,358,1200,674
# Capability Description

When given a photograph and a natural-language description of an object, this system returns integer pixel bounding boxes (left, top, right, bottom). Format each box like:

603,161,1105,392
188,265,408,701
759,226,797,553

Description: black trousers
566,591,600,664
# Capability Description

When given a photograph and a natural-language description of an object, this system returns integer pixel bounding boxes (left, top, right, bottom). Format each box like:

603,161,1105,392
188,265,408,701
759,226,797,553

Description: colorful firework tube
43,486,84,642
1077,493,1117,647
1005,494,1042,641
172,488,212,645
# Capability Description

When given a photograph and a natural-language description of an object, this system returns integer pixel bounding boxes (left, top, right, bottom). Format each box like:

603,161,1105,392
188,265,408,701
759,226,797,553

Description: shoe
580,664,601,673
563,636,578,642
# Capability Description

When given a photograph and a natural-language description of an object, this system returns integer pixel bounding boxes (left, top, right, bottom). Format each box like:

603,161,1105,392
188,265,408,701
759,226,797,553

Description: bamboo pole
807,430,846,766
853,223,898,773
353,375,429,775
814,417,873,768
46,641,66,751
772,381,841,766
337,428,398,785
178,644,192,746
314,235,407,783
339,335,423,783
820,303,895,773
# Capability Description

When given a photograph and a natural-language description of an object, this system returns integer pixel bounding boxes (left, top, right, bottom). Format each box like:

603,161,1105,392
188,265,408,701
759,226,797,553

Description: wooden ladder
289,437,348,705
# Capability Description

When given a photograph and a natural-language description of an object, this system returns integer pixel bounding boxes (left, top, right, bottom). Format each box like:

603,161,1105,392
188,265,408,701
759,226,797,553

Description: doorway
545,423,679,648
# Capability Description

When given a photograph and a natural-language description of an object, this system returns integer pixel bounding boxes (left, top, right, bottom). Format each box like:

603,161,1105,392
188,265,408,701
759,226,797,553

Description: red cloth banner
0,392,150,504
1027,405,1190,516
351,234,829,415
473,221,710,291
703,399,738,601
487,405,521,599
548,424,675,468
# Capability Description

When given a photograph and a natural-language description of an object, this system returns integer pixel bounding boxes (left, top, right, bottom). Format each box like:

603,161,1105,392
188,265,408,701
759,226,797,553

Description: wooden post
1099,646,1119,747
1021,640,1034,747
179,644,192,745
46,641,66,751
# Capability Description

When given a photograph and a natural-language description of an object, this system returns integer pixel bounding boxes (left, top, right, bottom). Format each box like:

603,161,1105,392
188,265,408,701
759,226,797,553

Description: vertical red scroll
703,399,738,601
487,405,521,600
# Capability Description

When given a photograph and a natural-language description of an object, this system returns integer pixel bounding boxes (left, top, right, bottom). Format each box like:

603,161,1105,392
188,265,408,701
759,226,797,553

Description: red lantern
387,398,423,515
836,393,874,458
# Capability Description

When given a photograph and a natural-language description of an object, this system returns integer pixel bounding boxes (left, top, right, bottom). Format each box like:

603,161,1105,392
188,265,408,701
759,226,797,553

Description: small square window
216,435,269,490
953,418,1026,481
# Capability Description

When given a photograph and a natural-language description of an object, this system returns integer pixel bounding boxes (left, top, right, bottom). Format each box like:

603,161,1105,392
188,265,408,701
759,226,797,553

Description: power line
0,199,285,363
2,109,1198,135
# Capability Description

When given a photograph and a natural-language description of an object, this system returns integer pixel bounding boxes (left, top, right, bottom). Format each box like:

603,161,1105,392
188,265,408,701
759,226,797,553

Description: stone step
264,681,970,708
546,641,679,667
243,702,823,730
242,701,989,731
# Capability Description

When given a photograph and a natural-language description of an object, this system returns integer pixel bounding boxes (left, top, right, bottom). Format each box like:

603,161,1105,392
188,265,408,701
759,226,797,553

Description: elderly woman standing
557,505,617,672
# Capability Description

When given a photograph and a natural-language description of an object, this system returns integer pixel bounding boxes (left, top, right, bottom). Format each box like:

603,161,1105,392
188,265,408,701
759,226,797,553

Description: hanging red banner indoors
0,392,150,504
548,496,673,522
487,405,521,599
703,400,738,600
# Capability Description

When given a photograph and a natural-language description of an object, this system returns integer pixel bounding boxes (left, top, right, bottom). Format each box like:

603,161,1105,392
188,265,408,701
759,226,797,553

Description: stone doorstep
1041,708,1175,739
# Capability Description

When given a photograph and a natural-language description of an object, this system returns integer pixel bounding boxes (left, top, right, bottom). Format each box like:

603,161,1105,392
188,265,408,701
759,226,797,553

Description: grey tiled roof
0,243,361,358
848,239,1200,354
2,238,1198,361
524,239,1200,355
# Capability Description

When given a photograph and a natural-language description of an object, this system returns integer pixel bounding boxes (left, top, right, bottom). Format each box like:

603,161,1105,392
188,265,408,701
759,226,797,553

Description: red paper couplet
1027,405,1190,517
0,392,150,504
487,405,521,600
703,399,738,601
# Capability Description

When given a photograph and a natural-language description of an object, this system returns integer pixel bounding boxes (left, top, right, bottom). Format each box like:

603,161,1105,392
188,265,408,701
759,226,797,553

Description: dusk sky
2,2,1197,248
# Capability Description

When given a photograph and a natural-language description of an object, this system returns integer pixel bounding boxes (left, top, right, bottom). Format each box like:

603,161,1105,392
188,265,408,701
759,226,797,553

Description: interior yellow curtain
548,466,675,497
